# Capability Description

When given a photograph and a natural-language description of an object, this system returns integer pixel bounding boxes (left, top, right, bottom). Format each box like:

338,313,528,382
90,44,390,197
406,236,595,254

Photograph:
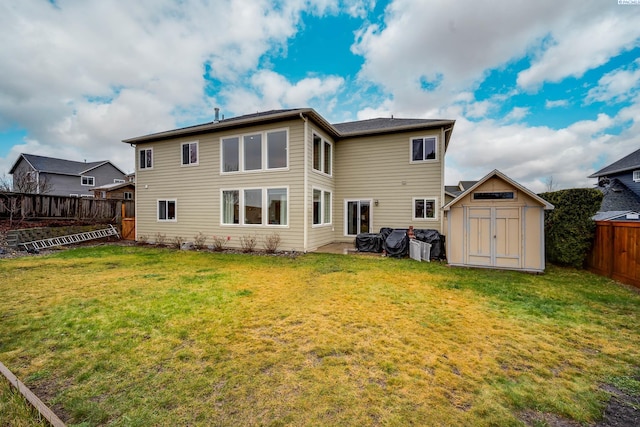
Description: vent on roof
214,107,220,123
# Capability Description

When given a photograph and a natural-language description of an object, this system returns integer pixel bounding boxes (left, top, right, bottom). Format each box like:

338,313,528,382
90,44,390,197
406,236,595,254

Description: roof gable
589,148,640,178
443,169,554,211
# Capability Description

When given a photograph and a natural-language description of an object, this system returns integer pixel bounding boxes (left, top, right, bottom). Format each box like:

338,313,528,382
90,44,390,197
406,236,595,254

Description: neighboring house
9,153,127,197
589,148,640,213
92,181,135,200
443,169,554,273
123,108,455,252
445,180,478,204
592,210,640,222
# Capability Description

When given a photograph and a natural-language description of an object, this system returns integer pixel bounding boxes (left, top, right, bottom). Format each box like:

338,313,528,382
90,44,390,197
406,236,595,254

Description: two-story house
9,153,127,197
123,108,455,252
589,147,640,215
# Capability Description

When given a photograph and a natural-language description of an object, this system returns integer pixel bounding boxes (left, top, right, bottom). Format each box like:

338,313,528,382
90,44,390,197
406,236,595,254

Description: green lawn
0,245,639,426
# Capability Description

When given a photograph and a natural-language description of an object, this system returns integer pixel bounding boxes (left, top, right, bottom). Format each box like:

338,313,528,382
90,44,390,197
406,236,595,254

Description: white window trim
633,170,640,182
409,135,438,164
181,141,199,166
312,132,333,176
139,148,153,170
114,179,125,183
124,192,133,200
312,187,332,227
81,175,95,186
412,197,438,221
220,186,290,227
157,199,177,222
220,128,289,174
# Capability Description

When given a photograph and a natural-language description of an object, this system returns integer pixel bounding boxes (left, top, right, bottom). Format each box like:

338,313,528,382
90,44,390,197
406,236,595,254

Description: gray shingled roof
10,153,122,176
123,108,455,144
589,148,640,178
332,117,453,135
598,178,640,212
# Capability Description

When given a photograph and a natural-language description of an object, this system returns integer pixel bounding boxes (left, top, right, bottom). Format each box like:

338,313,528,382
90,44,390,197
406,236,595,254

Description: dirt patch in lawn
520,383,639,427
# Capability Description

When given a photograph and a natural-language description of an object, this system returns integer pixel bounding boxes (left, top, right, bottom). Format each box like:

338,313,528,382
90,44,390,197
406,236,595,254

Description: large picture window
312,133,332,175
222,188,288,226
139,148,153,170
158,199,177,221
411,136,437,162
244,134,262,171
267,130,287,169
222,190,240,224
413,197,437,220
181,141,198,166
267,188,288,225
222,137,240,172
222,129,288,173
313,188,331,225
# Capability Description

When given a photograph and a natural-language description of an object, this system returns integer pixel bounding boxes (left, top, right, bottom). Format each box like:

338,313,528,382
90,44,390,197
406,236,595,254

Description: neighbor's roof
123,108,455,148
92,181,135,192
9,153,125,176
589,148,640,178
592,210,640,221
597,178,640,212
443,169,554,211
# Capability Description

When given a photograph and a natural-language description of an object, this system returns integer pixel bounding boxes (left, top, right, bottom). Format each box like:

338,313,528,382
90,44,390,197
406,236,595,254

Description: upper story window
634,170,640,182
222,129,288,173
81,176,95,186
181,141,198,166
139,148,153,170
124,192,133,200
411,136,437,162
313,133,332,175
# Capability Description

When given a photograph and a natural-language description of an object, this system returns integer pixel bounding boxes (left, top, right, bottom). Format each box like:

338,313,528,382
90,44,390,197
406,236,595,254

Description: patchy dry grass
0,246,639,426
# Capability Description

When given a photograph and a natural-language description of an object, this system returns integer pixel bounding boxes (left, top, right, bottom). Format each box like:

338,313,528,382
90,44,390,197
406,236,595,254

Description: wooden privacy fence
587,221,640,288
0,192,134,221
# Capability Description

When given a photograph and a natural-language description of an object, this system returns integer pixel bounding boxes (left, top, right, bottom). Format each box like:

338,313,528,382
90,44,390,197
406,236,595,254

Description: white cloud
545,99,569,108
586,59,640,104
0,0,346,174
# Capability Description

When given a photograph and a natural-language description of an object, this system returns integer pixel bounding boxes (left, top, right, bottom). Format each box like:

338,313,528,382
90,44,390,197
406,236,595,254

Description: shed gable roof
443,169,554,211
589,147,640,178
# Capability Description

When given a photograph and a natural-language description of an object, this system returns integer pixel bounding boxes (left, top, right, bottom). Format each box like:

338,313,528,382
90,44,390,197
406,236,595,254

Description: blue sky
1,0,639,191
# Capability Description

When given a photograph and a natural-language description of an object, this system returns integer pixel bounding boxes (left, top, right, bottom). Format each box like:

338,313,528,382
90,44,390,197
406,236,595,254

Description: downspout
441,125,453,233
300,113,309,252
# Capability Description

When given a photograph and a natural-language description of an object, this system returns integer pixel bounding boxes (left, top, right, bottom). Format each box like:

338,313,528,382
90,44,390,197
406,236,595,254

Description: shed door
467,207,521,268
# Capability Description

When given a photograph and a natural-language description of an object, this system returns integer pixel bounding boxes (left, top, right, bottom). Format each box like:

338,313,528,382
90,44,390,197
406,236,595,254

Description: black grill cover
383,229,409,258
413,229,445,260
355,233,383,253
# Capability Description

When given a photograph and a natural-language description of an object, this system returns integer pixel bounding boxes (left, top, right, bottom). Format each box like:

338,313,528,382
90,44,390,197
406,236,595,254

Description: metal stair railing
20,225,120,252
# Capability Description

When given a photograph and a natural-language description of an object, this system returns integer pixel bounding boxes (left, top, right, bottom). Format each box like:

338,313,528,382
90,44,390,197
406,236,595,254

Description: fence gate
121,203,136,240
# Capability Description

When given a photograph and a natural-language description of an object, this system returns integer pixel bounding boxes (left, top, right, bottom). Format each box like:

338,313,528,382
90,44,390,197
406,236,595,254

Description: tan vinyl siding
306,125,336,250
135,119,306,250
333,130,444,241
